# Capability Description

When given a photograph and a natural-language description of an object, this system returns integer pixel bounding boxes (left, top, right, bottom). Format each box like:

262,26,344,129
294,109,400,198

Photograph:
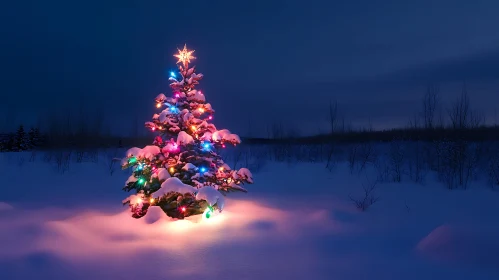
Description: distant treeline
3,125,499,152
246,126,499,145
2,81,499,150
0,125,43,152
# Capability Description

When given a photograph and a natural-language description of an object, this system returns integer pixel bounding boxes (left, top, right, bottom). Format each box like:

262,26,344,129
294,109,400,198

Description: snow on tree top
177,131,194,145
191,73,203,80
154,178,196,198
196,186,225,211
187,90,205,102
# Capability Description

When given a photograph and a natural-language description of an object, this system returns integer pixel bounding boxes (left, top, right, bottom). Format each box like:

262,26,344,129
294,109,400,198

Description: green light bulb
203,206,214,219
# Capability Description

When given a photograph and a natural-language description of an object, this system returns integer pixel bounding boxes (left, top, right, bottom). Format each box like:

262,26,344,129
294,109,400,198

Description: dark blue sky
2,0,499,137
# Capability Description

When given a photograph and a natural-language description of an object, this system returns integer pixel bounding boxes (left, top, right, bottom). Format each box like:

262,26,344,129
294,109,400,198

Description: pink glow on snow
0,199,336,264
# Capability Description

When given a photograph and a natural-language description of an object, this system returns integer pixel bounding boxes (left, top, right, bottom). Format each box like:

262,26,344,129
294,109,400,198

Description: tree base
129,192,213,220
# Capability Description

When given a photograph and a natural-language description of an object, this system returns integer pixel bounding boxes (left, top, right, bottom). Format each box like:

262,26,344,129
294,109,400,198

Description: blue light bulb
201,141,212,151
170,71,176,77
200,167,207,173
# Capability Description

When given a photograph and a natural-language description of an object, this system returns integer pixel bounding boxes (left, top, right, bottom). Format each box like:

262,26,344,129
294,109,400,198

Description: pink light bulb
208,116,213,120
175,93,180,98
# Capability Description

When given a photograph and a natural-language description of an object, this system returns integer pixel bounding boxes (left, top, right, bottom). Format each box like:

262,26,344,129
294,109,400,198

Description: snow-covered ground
1,147,498,280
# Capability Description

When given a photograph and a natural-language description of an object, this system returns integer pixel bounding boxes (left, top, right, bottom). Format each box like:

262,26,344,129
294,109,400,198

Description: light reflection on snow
0,199,336,261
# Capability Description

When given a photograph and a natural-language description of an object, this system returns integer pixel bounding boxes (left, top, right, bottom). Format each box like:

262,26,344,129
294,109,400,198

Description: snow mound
417,224,499,266
0,202,13,211
144,206,166,224
196,186,225,211
154,178,196,197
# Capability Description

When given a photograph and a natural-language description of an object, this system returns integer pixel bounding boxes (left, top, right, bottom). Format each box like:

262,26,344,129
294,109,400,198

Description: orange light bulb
156,103,162,108
169,167,175,173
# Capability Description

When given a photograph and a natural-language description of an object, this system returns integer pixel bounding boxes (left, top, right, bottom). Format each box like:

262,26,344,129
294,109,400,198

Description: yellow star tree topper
174,44,196,67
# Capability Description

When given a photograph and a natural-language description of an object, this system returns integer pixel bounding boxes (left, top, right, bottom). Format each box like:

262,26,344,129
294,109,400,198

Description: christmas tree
121,44,253,220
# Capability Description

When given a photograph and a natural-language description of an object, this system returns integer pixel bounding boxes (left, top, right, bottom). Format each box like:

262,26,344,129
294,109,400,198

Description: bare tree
422,84,439,130
329,99,338,134
326,100,339,170
408,141,425,183
349,177,379,211
448,82,483,129
408,112,421,129
389,140,404,182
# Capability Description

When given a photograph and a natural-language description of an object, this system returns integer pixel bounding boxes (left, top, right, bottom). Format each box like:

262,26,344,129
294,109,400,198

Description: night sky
2,0,499,137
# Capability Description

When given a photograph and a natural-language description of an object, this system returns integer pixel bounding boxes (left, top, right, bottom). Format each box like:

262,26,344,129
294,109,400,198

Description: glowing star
174,44,196,66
